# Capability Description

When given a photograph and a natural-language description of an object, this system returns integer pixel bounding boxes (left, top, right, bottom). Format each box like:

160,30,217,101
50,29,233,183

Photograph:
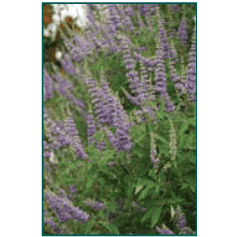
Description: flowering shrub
43,3,196,235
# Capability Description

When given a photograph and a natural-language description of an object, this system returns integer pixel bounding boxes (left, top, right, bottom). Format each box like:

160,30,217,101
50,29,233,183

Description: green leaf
108,201,117,212
180,183,189,190
87,161,93,172
151,206,163,228
140,206,156,222
170,205,176,221
98,211,107,220
86,178,94,190
85,221,93,234
168,197,185,204
99,169,118,181
102,150,114,159
99,222,119,234
138,182,156,201
153,133,169,144
137,177,155,187
67,162,78,170
54,177,75,186
108,223,120,234
190,185,195,193
149,169,158,180
99,150,114,167
155,186,160,195
158,171,166,184
135,185,144,195
133,132,147,144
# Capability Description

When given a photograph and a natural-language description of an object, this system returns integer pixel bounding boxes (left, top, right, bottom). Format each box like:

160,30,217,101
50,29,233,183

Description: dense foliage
43,3,196,235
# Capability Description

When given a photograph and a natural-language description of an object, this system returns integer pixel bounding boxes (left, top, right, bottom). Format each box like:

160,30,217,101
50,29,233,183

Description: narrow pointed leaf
151,206,163,228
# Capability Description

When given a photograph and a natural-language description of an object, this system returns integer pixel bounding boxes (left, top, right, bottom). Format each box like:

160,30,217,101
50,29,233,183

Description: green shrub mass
44,3,196,235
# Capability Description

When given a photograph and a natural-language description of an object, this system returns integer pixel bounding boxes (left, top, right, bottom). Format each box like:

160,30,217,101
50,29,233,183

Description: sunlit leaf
135,185,144,195
153,133,169,144
138,183,156,201
151,206,163,228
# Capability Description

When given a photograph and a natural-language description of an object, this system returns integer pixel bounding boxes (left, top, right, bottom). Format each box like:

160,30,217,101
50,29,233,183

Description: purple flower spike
178,20,188,47
85,200,104,211
156,227,174,235
70,185,77,193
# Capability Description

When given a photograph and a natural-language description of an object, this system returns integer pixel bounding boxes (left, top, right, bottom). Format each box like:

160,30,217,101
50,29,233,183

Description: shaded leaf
108,201,117,212
140,206,156,222
99,222,119,234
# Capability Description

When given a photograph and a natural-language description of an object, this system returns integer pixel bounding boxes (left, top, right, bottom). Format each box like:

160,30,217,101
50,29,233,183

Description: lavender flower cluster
44,3,196,234
45,191,90,223
85,200,104,211
44,107,88,160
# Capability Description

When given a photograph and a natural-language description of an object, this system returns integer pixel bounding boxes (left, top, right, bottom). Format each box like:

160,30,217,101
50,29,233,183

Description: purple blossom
159,28,170,59
156,227,174,234
64,114,79,137
173,206,196,234
44,69,54,100
44,161,51,173
54,73,73,95
172,4,179,12
85,200,104,211
44,108,88,160
87,113,97,146
116,123,132,151
59,53,76,76
44,216,59,233
45,192,89,223
75,143,88,160
178,20,188,47
140,4,151,17
44,151,51,158
86,5,100,33
179,227,194,235
154,50,166,95
108,4,122,31
70,185,77,193
107,131,118,149
185,32,196,100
